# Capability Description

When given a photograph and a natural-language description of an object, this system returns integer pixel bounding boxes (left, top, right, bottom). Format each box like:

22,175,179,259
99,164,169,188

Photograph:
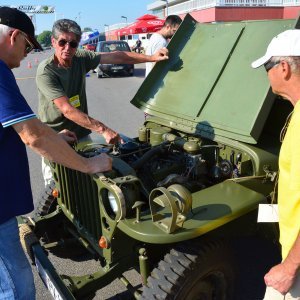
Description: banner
3,5,55,13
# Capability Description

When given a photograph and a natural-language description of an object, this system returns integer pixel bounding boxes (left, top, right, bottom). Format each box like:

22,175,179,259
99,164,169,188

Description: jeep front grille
55,164,101,240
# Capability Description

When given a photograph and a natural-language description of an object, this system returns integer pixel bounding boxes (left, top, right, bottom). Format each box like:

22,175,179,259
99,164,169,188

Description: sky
1,0,152,34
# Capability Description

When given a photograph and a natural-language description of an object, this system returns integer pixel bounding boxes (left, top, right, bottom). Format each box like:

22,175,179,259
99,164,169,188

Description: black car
95,41,134,78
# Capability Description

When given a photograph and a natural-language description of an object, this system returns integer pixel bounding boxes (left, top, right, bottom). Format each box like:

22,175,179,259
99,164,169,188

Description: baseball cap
0,6,42,51
251,29,300,68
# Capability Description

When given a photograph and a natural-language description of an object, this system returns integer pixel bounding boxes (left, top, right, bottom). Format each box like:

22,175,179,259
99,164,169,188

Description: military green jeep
20,15,298,299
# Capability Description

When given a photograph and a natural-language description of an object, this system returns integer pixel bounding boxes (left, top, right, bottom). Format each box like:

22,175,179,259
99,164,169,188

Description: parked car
19,15,293,299
95,40,134,78
40,43,52,51
84,43,96,51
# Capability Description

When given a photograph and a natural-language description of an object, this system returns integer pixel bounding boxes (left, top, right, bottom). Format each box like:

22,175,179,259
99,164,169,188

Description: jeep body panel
131,15,297,144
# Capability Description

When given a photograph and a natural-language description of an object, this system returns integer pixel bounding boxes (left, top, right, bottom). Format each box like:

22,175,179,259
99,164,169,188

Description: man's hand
264,261,298,295
86,153,112,174
58,129,78,144
151,47,169,62
102,127,121,144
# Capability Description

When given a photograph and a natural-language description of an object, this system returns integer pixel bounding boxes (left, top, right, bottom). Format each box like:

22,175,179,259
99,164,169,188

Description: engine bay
78,124,254,199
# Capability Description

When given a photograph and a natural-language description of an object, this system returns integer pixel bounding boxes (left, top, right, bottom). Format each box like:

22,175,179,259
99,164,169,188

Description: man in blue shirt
0,7,112,299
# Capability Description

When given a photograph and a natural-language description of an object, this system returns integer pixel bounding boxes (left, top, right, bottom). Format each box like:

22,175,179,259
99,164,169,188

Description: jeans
0,218,35,300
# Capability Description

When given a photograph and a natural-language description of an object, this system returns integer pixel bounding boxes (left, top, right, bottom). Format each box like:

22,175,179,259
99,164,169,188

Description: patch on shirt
69,95,80,108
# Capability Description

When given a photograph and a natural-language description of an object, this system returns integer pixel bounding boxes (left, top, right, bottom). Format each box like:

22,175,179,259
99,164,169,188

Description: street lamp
104,24,110,40
121,15,127,26
161,0,169,17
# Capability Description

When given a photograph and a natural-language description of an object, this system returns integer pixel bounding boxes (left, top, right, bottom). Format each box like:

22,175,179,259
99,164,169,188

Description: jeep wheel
142,240,236,300
35,181,62,243
35,181,57,217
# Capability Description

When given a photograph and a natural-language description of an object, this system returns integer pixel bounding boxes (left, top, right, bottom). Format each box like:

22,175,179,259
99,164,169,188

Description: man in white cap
252,29,300,299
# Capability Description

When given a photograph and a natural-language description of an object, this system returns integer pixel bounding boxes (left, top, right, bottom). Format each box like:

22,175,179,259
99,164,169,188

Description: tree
37,31,52,47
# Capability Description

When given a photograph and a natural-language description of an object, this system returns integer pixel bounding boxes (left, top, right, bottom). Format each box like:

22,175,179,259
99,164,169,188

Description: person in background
132,38,142,53
36,18,169,186
145,15,182,77
0,7,112,299
252,29,300,300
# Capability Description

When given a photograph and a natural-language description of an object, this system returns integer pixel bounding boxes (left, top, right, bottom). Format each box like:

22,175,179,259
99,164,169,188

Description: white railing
168,0,216,15
162,0,295,15
217,0,282,6
282,0,300,5
152,9,165,19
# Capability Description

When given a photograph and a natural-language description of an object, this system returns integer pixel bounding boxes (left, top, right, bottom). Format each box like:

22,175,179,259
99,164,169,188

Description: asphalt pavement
13,50,281,300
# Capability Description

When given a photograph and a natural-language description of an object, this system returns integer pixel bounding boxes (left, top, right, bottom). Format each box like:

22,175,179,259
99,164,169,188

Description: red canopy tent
117,14,165,36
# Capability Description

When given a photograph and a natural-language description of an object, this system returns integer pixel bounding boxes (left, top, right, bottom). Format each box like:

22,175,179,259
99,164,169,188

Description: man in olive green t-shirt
36,19,169,185
37,50,97,140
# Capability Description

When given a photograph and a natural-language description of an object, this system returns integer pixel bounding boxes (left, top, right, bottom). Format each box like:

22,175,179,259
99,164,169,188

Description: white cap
251,29,300,68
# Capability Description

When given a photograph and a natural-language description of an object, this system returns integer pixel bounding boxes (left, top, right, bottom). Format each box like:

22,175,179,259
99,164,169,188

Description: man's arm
53,96,119,144
99,47,168,64
264,232,300,294
13,118,112,174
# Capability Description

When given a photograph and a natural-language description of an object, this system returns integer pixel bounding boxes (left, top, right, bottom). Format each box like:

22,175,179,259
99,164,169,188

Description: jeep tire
35,181,57,217
141,239,236,300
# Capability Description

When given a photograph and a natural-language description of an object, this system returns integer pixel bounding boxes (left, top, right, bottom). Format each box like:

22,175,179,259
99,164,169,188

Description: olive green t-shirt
36,49,100,139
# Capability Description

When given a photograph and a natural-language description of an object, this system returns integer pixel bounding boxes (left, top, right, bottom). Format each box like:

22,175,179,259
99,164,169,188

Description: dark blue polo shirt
0,60,36,224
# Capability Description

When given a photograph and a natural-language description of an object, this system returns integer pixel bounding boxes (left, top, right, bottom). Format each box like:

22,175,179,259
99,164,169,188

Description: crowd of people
1,5,300,300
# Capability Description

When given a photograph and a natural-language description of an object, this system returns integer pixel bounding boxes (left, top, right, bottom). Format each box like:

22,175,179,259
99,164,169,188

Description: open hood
131,15,299,144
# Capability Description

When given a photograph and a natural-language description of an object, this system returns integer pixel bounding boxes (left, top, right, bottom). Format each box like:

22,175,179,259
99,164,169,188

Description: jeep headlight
108,192,118,214
101,187,126,221
99,177,140,220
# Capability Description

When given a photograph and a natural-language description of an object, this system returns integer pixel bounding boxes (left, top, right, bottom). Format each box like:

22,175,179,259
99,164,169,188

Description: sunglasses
19,31,34,54
264,59,280,72
57,39,79,48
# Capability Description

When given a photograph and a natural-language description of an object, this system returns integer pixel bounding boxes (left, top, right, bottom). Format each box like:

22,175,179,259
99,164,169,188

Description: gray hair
0,24,12,42
272,56,300,74
52,19,81,41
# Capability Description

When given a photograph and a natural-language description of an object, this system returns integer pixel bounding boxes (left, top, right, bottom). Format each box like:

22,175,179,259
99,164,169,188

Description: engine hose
131,142,169,171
